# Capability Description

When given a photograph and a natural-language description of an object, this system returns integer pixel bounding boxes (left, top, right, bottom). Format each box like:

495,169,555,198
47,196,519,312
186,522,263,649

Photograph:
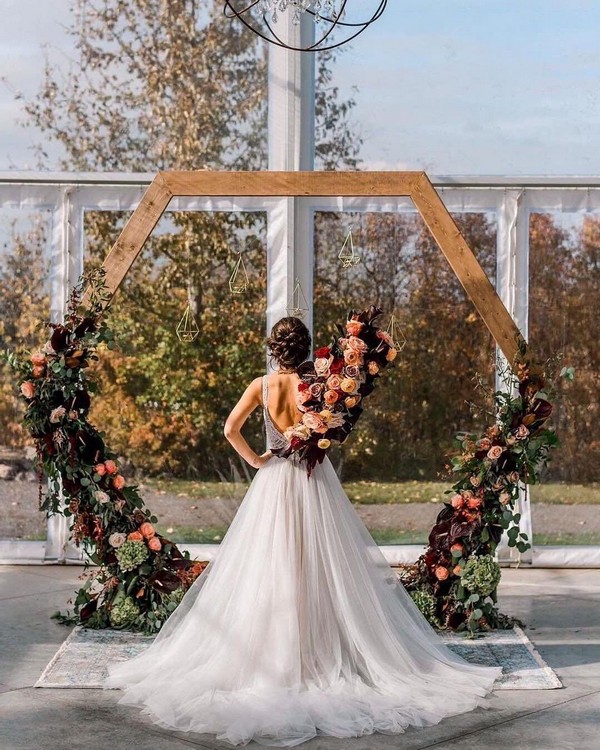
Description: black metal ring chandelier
223,1,388,52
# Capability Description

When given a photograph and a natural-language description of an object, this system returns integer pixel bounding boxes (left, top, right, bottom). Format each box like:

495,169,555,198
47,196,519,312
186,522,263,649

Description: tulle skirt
103,454,502,746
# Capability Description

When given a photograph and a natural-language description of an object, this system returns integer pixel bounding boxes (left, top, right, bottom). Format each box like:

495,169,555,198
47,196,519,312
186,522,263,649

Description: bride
104,315,502,746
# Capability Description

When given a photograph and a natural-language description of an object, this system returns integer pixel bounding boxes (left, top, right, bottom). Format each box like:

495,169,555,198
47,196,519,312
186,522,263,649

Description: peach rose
128,531,143,541
324,390,339,405
302,411,327,433
508,471,520,484
344,395,361,409
95,463,107,476
450,542,464,555
499,492,511,505
340,377,358,394
326,374,342,390
148,536,162,552
30,351,46,366
104,459,118,475
140,522,155,539
347,335,368,353
317,438,331,450
467,495,482,509
451,493,464,509
434,566,449,581
453,564,463,576
314,356,332,377
112,474,126,490
386,347,397,362
20,381,36,399
477,437,492,451
367,361,380,376
344,348,361,366
515,424,530,440
32,365,45,378
346,320,364,336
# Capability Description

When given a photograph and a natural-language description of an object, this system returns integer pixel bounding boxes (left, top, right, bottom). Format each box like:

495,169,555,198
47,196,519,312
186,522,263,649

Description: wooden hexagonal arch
84,170,525,368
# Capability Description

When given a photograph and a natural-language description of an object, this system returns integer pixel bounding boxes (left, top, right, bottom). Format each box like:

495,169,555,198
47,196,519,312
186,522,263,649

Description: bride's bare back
263,372,303,434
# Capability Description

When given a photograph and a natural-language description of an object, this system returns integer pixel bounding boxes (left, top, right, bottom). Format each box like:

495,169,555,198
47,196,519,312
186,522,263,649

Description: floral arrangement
399,347,573,633
2,269,206,633
273,306,397,475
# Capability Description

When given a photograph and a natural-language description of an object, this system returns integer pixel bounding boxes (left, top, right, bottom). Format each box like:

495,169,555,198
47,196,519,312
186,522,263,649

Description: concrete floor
0,565,598,750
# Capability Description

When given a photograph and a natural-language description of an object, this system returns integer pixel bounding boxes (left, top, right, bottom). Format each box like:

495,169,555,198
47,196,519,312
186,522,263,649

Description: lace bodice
262,374,292,452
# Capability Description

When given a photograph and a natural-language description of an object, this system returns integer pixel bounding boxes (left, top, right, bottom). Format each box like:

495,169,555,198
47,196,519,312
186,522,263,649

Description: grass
142,478,600,505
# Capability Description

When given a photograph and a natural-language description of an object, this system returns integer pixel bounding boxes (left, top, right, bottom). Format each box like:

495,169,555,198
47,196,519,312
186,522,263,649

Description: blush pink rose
499,492,511,505
20,381,36,399
297,389,313,405
95,463,107,476
451,493,465,509
477,437,492,451
148,536,162,552
326,374,342,390
347,335,368,353
324,390,339,405
508,471,520,484
302,411,326,433
377,330,394,347
112,474,126,490
104,460,118,475
470,475,481,488
30,351,46,366
346,320,364,336
487,445,504,460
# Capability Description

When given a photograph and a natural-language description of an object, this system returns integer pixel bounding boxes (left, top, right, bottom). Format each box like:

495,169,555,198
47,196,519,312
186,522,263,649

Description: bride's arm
224,377,272,469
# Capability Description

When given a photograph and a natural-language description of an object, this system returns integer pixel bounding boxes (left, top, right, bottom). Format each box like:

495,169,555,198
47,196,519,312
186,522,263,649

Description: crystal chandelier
223,1,388,52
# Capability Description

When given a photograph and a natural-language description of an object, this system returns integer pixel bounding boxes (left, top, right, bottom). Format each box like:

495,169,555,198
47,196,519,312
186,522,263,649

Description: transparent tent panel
0,206,53,542
527,210,600,546
82,208,268,547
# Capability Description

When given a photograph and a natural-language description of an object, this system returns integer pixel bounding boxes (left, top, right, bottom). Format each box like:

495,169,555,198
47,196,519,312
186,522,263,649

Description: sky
1,0,600,175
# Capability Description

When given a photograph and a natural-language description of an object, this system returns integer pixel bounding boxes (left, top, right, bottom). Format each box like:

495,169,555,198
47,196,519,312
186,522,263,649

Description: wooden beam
410,173,524,365
80,170,525,371
161,170,422,197
82,175,173,307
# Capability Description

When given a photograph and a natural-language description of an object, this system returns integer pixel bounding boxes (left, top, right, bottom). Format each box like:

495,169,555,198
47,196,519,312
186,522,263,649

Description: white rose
95,490,110,504
314,357,332,377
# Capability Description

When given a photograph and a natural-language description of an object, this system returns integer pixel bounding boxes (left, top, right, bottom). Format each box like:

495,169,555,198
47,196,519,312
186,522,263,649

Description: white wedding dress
104,374,502,746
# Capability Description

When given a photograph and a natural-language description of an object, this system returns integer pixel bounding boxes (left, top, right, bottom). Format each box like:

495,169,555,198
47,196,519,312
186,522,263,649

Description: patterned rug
35,624,561,690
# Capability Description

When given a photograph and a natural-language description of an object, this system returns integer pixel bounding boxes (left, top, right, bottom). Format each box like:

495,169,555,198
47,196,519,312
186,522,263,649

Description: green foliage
410,589,442,628
458,555,501,598
115,540,149,573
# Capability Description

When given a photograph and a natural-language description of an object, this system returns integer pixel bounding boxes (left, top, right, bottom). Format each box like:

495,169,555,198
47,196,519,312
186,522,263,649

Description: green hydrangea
460,554,501,596
115,539,149,573
410,589,440,627
109,595,141,629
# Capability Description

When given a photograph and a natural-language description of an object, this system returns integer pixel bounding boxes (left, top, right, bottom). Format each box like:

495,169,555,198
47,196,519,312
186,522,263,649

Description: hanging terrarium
286,278,309,318
386,312,407,352
176,299,200,343
338,229,361,268
229,253,249,295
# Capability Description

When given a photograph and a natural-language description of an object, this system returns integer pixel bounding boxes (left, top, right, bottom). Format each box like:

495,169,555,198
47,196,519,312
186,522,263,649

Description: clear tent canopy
0,9,598,566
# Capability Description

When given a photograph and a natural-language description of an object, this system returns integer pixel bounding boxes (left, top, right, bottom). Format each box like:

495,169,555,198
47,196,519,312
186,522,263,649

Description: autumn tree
13,0,361,477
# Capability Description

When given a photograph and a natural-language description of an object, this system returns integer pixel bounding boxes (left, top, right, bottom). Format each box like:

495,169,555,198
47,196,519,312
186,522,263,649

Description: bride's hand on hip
253,451,273,469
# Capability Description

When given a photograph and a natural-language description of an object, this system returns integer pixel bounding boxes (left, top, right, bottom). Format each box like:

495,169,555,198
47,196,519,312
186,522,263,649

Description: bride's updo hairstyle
267,317,311,372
